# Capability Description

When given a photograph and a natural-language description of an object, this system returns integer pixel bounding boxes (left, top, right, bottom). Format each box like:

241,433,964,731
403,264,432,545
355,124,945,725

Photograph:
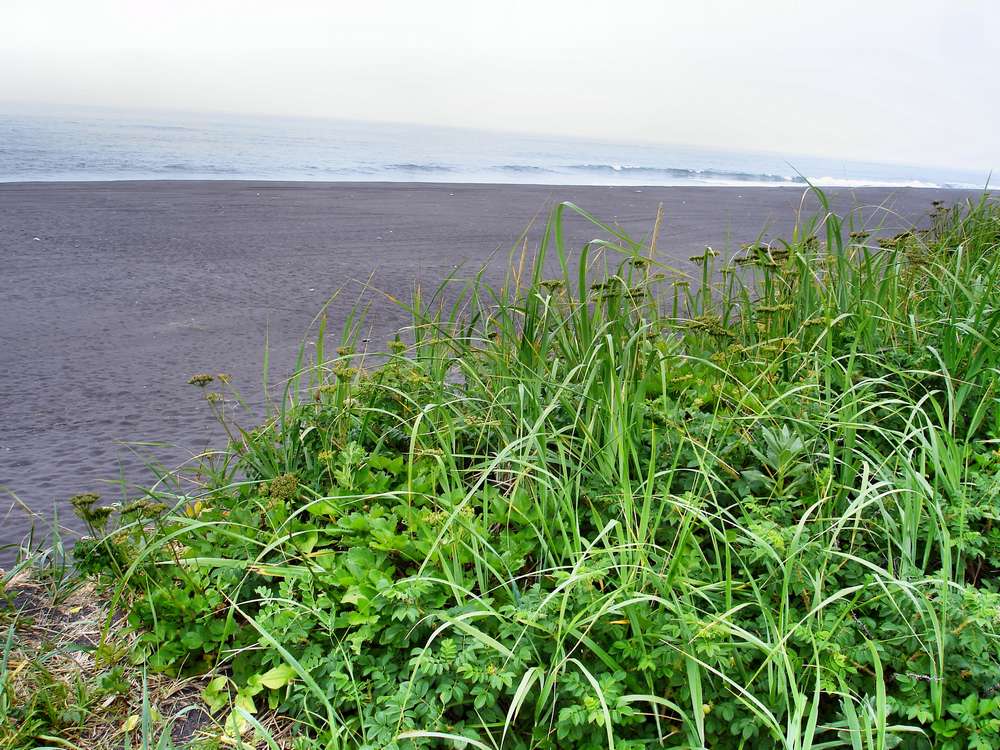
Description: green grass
6,189,1000,749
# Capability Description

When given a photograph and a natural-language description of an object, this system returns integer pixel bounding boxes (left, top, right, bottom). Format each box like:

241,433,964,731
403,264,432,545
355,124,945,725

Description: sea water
0,104,988,189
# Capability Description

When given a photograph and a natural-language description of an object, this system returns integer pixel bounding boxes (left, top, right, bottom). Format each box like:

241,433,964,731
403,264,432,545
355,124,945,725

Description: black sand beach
0,181,980,550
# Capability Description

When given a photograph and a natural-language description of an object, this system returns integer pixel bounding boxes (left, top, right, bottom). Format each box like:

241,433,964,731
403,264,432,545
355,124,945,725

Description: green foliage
75,192,1000,748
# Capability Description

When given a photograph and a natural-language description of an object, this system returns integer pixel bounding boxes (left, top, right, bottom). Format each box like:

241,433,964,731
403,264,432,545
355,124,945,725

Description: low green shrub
76,192,1000,749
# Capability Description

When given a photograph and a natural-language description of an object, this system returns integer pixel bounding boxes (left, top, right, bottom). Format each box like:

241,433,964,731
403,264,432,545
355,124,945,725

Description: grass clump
1,535,217,749
9,190,1000,749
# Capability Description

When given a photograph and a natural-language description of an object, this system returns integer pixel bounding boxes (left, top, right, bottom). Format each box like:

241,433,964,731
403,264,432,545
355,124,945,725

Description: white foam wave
806,176,945,189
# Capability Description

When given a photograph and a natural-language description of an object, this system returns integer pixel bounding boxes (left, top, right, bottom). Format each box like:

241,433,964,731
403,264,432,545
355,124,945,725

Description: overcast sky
1,0,997,171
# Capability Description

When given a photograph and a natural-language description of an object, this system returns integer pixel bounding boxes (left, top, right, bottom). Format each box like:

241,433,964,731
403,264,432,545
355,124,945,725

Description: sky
1,0,997,172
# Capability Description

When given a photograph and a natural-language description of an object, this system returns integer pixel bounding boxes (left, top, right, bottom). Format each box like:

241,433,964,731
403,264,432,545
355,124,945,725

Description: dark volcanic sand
0,181,980,553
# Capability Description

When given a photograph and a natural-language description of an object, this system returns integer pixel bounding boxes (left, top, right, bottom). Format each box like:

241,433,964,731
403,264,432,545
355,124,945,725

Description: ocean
0,105,988,189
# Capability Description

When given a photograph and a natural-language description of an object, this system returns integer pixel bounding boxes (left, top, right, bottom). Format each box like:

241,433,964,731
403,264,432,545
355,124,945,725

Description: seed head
333,364,358,382
70,492,100,512
188,373,214,387
268,473,299,502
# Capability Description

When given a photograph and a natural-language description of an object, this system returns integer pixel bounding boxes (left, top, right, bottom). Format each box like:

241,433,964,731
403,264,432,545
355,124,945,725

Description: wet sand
0,181,979,551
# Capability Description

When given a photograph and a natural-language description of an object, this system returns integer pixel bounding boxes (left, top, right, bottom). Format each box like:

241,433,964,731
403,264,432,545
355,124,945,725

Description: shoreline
1,178,983,189
0,180,983,550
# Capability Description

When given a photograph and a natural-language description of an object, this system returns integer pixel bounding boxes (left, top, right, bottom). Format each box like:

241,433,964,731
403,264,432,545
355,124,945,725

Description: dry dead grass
2,569,217,749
